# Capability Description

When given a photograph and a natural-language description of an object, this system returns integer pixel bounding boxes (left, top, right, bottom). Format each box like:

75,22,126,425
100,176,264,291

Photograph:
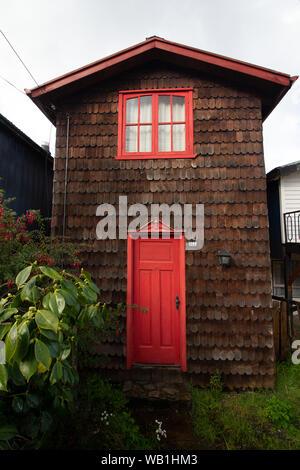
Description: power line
0,73,26,95
0,29,39,87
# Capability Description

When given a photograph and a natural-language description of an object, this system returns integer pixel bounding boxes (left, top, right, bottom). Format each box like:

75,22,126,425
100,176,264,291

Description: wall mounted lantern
218,250,231,267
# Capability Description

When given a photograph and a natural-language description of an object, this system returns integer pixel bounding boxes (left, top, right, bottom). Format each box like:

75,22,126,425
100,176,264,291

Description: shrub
0,264,119,449
0,187,84,294
69,374,154,450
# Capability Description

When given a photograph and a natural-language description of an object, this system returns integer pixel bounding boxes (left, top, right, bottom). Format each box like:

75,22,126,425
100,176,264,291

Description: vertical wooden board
272,302,280,360
280,301,289,360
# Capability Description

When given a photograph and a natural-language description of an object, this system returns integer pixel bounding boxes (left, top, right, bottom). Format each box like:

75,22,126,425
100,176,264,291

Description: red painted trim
126,224,186,371
117,89,194,160
119,88,193,94
27,37,294,99
126,235,134,370
115,153,196,160
179,236,187,371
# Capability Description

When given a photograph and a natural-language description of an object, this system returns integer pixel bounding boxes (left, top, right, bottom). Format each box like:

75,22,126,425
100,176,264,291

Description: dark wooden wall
52,61,275,389
0,115,53,218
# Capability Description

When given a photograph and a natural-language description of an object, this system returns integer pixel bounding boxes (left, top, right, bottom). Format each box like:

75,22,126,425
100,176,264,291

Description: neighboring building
267,161,300,302
0,112,53,217
26,37,297,393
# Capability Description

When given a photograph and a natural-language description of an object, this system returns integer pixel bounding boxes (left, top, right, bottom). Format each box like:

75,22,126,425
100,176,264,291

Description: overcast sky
1,0,299,172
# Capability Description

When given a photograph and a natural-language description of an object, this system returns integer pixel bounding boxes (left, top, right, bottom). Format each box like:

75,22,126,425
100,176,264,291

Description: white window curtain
159,95,171,122
139,125,152,152
125,126,137,152
126,98,138,123
140,96,152,123
173,96,185,121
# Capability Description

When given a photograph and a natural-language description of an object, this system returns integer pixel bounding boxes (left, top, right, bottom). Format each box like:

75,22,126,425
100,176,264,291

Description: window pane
140,96,152,123
173,124,186,151
125,126,137,152
173,96,185,122
159,95,171,122
159,124,171,152
126,98,138,123
139,125,152,152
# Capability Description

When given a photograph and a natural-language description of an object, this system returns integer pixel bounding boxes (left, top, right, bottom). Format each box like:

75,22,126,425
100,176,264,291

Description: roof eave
25,36,298,125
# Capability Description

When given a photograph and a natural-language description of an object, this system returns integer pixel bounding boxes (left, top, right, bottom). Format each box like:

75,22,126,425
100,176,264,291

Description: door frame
126,220,186,371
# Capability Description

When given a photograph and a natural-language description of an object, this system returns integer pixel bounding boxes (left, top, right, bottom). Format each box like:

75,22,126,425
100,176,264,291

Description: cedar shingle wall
52,62,275,389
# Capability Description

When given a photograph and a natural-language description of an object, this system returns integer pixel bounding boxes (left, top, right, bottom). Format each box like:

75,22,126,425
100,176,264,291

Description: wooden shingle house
26,37,297,395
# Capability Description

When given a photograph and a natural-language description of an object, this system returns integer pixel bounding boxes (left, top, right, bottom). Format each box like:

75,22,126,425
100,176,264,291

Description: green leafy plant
0,263,118,449
54,374,154,450
190,362,300,450
0,186,86,295
264,395,293,429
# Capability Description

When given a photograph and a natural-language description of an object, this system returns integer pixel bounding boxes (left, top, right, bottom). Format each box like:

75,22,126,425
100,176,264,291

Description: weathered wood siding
52,62,275,389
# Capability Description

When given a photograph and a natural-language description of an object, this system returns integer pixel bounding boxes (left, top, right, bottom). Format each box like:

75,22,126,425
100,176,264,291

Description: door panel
132,238,180,365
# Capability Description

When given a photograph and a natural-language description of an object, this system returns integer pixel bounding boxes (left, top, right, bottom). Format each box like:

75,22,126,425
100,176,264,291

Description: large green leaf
0,364,8,391
54,292,65,315
60,342,71,361
42,292,51,310
15,265,32,288
61,279,78,297
48,292,65,316
49,361,62,385
0,324,10,341
81,272,100,295
39,328,58,341
80,284,98,303
34,339,51,370
5,322,18,363
57,288,77,307
19,348,38,382
16,321,30,361
43,338,60,358
0,424,18,441
0,308,18,323
10,361,26,386
20,276,40,303
35,310,58,333
0,298,8,313
40,266,62,281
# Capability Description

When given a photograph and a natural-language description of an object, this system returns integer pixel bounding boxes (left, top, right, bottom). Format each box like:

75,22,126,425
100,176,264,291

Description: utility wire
0,29,39,87
0,73,26,95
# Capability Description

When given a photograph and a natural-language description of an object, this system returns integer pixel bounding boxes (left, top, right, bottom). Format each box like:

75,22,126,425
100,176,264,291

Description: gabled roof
267,159,300,181
0,112,52,162
25,36,298,125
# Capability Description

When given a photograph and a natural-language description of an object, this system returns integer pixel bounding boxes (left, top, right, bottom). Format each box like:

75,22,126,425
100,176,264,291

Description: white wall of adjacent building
279,169,300,243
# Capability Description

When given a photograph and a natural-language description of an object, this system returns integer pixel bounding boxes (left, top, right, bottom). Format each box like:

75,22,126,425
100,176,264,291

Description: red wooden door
131,237,181,365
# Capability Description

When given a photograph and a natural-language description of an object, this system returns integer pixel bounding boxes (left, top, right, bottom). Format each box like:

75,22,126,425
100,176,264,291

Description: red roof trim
26,36,296,99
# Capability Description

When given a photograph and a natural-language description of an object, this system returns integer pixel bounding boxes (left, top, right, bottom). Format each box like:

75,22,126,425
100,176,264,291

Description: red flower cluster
26,211,35,224
7,278,14,289
35,253,54,266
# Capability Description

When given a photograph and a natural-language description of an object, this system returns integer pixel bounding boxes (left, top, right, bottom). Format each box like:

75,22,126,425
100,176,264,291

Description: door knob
175,295,180,310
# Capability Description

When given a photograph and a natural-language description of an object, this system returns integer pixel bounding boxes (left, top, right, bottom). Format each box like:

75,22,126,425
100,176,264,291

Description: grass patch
191,362,300,450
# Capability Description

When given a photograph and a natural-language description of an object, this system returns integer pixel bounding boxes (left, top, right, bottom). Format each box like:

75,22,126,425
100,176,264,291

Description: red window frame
116,88,195,160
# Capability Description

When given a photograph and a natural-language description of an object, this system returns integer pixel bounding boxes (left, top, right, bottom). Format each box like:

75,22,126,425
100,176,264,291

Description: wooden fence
272,300,292,360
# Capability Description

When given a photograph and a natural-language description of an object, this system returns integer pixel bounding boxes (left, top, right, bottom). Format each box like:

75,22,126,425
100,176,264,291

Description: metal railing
284,210,300,244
